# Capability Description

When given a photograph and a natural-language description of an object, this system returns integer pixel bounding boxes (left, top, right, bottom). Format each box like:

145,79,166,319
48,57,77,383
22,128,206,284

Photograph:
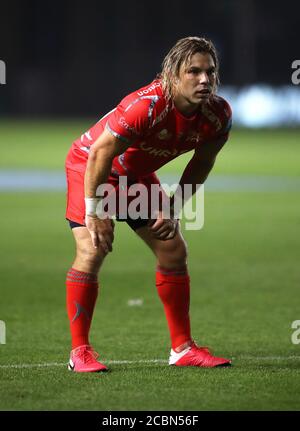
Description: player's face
176,52,217,105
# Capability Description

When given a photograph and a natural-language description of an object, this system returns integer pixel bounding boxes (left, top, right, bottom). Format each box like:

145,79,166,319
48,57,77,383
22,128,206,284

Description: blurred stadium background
0,0,299,411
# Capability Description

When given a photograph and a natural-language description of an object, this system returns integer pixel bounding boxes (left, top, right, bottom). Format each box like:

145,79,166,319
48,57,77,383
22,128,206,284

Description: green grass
0,120,300,175
0,123,299,410
0,191,299,410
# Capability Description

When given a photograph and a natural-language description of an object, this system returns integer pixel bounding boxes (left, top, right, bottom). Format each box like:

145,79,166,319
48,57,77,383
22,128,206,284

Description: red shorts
65,168,168,230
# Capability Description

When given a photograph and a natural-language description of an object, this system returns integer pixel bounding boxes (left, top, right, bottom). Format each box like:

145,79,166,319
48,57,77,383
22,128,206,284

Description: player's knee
157,236,188,268
171,239,188,266
76,244,104,267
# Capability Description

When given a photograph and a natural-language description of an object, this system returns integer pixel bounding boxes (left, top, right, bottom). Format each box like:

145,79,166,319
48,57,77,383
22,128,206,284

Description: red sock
156,265,192,350
66,268,99,350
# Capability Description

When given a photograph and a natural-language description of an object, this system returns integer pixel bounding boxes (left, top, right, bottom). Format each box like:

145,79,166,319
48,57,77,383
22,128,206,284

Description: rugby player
65,36,232,372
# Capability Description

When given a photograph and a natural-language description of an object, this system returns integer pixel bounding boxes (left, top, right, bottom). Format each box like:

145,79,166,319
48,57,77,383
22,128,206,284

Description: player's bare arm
84,128,130,251
170,136,228,211
149,138,227,241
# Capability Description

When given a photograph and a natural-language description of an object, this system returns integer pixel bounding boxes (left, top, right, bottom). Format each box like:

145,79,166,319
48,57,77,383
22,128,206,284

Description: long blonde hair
157,36,220,106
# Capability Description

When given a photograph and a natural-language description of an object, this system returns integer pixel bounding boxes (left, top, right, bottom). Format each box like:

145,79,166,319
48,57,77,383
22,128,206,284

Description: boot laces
191,341,212,355
74,345,99,364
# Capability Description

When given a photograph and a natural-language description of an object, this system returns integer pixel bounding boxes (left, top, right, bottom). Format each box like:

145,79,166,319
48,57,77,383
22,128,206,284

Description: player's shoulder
135,79,164,99
106,79,168,139
200,94,232,137
209,94,232,119
210,95,232,130
118,79,167,120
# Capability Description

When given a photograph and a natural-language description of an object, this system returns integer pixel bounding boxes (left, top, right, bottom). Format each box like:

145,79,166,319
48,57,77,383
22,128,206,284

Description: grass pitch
0,123,299,410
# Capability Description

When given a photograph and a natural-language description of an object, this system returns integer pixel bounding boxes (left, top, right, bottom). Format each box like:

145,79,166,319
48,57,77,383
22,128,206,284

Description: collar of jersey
173,104,198,121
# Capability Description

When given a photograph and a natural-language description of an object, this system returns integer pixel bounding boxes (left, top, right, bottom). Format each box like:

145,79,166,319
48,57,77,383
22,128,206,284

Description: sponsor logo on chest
140,142,190,158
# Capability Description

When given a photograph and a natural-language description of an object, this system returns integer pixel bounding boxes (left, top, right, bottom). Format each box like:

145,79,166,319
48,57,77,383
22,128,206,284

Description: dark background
0,0,299,116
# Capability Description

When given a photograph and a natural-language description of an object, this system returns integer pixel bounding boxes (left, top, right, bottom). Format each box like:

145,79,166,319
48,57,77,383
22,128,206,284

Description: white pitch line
1,356,300,370
0,359,167,369
0,362,66,369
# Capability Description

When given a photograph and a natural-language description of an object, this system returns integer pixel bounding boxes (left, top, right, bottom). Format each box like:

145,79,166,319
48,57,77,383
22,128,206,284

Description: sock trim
67,268,98,284
156,265,188,276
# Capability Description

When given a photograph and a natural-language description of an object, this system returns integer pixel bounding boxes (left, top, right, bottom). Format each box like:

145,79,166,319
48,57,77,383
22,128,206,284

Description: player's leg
71,224,106,274
128,172,192,353
129,172,230,367
135,224,191,350
65,168,112,372
68,224,107,349
135,224,231,367
66,225,110,372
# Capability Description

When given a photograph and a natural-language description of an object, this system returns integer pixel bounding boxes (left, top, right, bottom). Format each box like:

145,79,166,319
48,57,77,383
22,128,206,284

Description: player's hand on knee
148,212,178,241
163,219,179,240
85,215,114,253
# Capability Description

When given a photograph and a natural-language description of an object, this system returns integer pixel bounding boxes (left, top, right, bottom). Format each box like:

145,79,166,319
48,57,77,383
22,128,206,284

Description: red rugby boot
169,342,231,368
68,344,108,372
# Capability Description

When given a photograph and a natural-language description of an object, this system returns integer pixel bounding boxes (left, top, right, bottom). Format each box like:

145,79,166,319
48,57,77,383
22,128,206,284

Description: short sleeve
106,95,161,144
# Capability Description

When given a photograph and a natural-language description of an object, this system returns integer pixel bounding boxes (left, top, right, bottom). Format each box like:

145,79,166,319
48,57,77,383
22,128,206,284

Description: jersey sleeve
106,95,161,144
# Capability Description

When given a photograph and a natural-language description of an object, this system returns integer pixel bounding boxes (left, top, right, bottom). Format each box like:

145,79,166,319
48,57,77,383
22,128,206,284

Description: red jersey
65,79,232,178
